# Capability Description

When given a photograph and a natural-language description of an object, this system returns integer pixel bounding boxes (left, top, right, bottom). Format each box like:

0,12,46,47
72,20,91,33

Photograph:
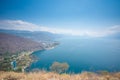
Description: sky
0,0,120,37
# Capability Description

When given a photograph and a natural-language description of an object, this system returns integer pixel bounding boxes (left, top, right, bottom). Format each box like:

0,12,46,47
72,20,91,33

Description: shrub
49,62,69,73
0,57,13,71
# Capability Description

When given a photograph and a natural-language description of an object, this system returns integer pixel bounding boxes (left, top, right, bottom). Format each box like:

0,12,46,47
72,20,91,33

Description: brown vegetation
0,33,44,56
0,71,120,80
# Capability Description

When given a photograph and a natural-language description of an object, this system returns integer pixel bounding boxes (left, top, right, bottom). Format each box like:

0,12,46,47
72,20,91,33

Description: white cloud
0,20,41,31
0,20,120,37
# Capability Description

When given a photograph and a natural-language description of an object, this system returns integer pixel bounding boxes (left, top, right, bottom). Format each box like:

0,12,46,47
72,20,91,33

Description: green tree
0,57,12,71
49,62,69,73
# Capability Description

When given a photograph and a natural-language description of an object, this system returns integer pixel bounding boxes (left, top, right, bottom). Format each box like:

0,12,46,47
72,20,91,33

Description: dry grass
0,71,120,80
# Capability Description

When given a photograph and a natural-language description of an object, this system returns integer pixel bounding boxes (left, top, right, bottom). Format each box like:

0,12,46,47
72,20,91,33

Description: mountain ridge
0,29,61,42
0,32,44,56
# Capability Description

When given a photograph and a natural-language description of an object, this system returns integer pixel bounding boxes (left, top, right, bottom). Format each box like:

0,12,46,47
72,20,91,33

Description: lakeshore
29,37,120,73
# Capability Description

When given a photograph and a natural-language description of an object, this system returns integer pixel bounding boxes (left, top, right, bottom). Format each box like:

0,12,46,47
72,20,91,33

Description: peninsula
0,33,59,72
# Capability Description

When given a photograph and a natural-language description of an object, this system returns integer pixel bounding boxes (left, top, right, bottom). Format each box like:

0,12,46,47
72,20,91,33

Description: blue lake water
29,37,120,73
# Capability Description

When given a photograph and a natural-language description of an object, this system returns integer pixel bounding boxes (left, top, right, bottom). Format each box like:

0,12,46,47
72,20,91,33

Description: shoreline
0,41,59,72
23,44,58,72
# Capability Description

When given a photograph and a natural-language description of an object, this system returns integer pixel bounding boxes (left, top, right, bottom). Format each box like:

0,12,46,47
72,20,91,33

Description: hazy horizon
0,0,120,38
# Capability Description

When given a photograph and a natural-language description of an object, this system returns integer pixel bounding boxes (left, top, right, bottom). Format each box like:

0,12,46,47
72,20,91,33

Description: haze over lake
30,37,120,73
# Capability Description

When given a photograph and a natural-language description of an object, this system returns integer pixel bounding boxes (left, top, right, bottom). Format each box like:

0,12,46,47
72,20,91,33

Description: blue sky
0,0,120,37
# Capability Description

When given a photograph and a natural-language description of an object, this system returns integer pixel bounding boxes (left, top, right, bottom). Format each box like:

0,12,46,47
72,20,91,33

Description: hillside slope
0,33,44,56
0,71,120,80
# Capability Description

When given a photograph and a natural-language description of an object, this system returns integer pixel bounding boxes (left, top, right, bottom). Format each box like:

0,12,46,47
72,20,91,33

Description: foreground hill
0,71,120,80
0,33,44,56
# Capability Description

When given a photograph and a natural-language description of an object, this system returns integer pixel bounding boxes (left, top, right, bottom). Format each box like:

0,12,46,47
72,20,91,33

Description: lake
29,37,120,73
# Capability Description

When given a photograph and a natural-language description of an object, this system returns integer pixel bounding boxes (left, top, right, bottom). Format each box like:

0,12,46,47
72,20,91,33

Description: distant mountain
0,33,44,56
0,29,61,42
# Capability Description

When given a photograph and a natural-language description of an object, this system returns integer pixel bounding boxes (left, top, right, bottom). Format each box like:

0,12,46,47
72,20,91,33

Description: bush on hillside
49,62,69,73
